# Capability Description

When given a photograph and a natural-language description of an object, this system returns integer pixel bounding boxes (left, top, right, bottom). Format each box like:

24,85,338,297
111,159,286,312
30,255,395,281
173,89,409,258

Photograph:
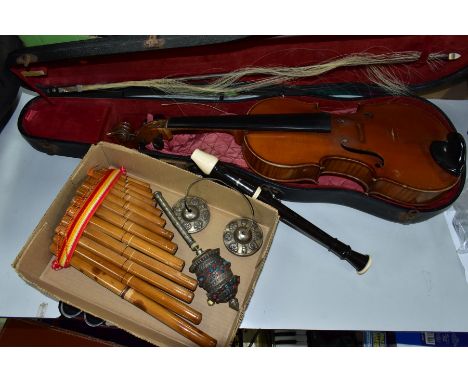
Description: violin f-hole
340,139,385,168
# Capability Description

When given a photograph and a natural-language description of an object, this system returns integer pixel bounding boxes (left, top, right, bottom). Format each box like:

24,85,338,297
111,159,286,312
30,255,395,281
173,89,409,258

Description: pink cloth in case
156,132,363,192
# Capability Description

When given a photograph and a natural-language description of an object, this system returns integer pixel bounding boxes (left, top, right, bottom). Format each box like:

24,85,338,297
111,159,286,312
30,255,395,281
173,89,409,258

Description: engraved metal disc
223,218,263,257
172,196,210,233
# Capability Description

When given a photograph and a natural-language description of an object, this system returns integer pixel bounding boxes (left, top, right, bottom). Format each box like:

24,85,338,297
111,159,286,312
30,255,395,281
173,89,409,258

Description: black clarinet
191,149,372,274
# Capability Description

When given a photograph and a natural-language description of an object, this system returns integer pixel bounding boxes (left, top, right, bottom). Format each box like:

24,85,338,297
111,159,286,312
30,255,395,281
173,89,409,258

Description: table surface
2,89,468,332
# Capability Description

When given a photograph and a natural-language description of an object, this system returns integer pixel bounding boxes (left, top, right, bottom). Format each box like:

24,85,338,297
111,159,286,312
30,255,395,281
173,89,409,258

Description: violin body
106,96,465,208
241,98,465,206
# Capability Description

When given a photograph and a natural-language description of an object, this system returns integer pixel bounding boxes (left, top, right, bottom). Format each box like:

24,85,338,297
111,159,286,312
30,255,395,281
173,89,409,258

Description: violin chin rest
430,132,466,177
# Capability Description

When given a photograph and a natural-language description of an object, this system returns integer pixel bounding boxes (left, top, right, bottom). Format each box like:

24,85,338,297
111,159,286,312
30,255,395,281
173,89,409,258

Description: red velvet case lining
12,36,468,96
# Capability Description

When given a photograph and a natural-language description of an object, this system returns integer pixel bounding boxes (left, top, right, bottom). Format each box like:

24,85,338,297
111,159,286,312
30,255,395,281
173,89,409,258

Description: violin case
0,35,23,132
7,35,468,224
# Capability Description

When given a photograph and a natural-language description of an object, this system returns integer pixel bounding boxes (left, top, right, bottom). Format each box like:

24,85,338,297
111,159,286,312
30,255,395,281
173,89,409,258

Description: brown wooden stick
76,186,168,231
85,174,154,202
56,220,196,291
55,223,195,293
88,171,153,199
75,246,201,324
68,255,216,346
94,207,177,254
82,180,154,209
54,227,194,303
104,192,163,219
73,192,166,228
95,179,154,202
123,289,216,346
114,178,153,197
88,167,152,191
88,216,183,269
53,230,193,303
100,199,167,233
100,199,167,232
50,240,202,325
83,225,195,289
113,177,152,194
70,197,175,254
63,207,184,271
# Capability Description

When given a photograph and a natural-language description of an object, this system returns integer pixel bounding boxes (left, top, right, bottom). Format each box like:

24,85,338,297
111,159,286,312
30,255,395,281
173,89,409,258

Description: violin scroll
107,119,173,148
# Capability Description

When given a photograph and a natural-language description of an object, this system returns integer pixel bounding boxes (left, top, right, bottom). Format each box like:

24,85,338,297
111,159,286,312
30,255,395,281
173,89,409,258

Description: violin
109,97,466,206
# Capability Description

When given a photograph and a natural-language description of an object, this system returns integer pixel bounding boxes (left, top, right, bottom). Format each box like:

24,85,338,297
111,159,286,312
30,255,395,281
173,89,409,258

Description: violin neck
166,113,332,133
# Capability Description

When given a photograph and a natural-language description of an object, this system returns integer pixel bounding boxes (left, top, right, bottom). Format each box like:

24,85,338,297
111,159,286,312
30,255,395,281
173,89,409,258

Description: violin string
160,102,236,115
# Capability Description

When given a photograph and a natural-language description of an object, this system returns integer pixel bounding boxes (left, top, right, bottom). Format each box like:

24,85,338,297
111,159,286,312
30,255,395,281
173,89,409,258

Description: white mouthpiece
191,149,219,175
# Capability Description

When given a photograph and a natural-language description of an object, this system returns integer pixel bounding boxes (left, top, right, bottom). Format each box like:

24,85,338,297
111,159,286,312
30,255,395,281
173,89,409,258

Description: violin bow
52,50,461,96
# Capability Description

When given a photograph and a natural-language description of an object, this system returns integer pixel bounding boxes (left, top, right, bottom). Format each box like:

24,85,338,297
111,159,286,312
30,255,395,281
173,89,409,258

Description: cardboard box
13,142,279,346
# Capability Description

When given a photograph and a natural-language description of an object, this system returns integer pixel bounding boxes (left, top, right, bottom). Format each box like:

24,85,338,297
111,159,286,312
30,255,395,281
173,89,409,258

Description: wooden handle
69,255,215,346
